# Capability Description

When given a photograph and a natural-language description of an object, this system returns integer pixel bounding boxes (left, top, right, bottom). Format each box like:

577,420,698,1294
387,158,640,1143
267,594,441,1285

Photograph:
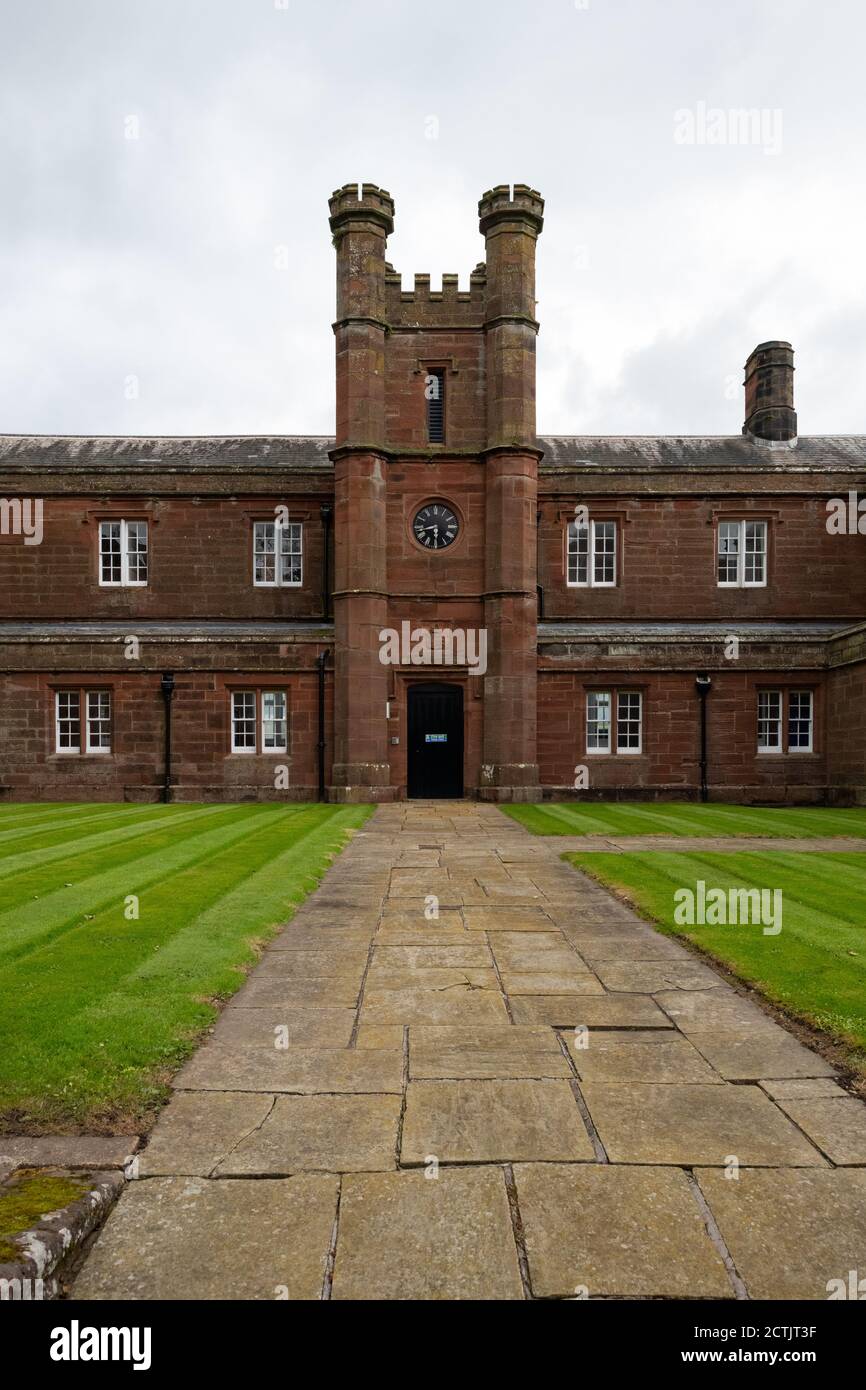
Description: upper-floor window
55,689,112,754
426,369,446,443
757,689,813,753
231,689,287,753
586,689,642,755
99,520,148,586
253,521,303,587
717,519,767,587
567,519,617,587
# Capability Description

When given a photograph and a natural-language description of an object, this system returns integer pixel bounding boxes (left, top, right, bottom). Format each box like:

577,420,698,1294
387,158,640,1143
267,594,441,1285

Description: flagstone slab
265,928,374,952
581,1082,829,1167
410,1026,571,1079
174,1044,403,1095
510,994,674,1028
355,1024,405,1049
568,1031,722,1085
594,960,723,993
514,1163,732,1299
73,1175,338,1301
251,950,368,978
463,907,556,932
364,965,499,991
772,1098,866,1165
215,1094,401,1175
760,1077,848,1101
233,975,361,1008
401,1079,594,1163
209,1006,355,1049
696,1168,866,1299
688,1029,837,1081
500,971,606,996
138,1092,275,1177
375,924,470,946
489,938,586,972
331,1168,523,1301
361,988,509,1025
578,935,690,962
372,943,493,968
655,987,772,1032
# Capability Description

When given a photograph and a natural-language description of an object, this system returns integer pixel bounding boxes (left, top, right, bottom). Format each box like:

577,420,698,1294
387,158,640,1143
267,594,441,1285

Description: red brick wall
537,670,827,803
538,496,866,620
826,660,866,805
0,497,331,621
0,668,331,802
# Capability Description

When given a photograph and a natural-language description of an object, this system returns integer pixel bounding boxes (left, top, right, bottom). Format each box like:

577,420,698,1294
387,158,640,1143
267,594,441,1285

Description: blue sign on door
425,733,448,743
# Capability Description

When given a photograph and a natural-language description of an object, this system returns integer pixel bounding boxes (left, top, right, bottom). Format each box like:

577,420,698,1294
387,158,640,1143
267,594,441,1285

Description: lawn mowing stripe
0,804,236,883
0,805,293,961
0,806,148,846
509,801,866,838
567,849,866,1054
0,803,370,1127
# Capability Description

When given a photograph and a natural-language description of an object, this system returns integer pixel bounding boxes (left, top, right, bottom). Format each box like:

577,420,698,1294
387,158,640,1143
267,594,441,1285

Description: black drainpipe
316,651,327,802
320,503,333,621
160,671,175,804
695,673,712,803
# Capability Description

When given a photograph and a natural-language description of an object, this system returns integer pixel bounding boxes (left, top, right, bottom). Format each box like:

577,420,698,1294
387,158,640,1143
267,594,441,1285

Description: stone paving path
74,803,866,1301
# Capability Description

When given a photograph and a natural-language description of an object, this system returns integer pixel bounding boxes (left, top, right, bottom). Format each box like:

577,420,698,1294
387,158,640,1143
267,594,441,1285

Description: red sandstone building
1,183,864,804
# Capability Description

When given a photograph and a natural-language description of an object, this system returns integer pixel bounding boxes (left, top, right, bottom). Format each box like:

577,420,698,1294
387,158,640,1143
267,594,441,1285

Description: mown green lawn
504,801,866,838
568,849,866,1062
0,802,370,1133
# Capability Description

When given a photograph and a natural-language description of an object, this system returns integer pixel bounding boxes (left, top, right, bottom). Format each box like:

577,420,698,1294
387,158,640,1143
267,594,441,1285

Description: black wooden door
407,684,464,798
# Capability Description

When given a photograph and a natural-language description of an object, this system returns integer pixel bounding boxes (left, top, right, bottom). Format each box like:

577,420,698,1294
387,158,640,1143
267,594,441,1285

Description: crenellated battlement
385,262,487,327
478,183,544,236
328,182,395,237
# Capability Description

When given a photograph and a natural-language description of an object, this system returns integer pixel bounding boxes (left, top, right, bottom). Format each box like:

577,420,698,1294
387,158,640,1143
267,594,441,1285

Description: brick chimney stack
743,341,797,441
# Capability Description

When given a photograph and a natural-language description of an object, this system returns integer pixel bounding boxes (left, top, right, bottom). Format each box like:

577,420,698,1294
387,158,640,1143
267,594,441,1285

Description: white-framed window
86,690,112,753
99,520,148,586
231,690,288,754
717,519,767,587
55,689,111,754
587,689,643,755
788,690,813,752
55,691,81,753
616,690,642,754
253,521,303,587
262,691,288,752
757,690,783,752
586,691,612,753
567,520,617,587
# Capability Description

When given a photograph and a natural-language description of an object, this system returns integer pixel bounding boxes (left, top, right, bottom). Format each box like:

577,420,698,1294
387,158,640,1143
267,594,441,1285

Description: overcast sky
1,0,864,438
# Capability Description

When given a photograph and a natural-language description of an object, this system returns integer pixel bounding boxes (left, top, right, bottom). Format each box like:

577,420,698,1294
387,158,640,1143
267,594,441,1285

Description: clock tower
328,182,544,801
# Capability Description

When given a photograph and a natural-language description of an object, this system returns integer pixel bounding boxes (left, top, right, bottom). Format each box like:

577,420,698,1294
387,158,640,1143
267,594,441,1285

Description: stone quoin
0,183,864,804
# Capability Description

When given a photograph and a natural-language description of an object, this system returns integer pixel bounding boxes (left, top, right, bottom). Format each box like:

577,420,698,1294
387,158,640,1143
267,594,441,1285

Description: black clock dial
413,502,459,550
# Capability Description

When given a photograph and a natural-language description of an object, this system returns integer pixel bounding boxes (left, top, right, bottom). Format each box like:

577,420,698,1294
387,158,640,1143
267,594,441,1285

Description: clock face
413,501,459,550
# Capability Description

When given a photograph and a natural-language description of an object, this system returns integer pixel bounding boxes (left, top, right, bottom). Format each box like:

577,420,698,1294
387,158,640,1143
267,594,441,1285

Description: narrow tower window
426,369,446,443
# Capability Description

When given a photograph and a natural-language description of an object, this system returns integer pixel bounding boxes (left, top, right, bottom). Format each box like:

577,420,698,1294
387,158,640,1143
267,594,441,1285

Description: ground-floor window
586,689,643,755
230,690,287,753
758,688,814,753
55,689,112,754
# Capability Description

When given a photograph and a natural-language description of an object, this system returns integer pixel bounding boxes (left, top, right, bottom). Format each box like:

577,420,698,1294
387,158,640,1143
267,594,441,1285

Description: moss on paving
0,802,371,1133
504,801,866,838
0,1171,89,1261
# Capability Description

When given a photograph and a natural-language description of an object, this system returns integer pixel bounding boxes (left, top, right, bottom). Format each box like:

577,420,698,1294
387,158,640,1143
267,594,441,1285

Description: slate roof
0,434,864,473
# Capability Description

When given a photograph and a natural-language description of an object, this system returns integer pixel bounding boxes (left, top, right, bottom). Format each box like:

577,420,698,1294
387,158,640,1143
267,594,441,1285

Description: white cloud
0,0,863,435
